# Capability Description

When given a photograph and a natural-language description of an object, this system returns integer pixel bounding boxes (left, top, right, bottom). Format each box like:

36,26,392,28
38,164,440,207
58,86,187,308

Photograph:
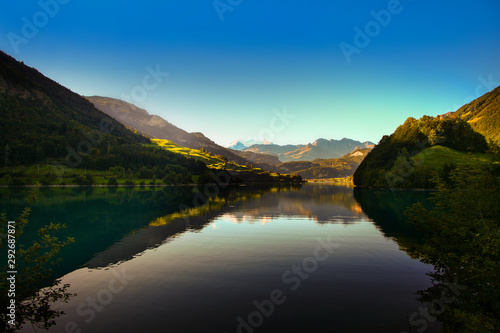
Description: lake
0,184,440,333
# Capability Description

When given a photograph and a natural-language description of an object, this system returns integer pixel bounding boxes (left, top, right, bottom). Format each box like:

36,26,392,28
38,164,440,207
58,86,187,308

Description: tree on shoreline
406,162,500,332
0,185,75,332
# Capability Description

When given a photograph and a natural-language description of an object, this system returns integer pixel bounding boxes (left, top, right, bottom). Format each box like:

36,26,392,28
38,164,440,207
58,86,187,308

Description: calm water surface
0,184,439,332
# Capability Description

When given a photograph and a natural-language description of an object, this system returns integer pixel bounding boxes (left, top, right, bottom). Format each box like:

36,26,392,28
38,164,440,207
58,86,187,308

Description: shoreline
0,181,305,188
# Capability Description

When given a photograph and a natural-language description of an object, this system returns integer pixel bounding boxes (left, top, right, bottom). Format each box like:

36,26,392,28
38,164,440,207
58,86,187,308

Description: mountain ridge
441,85,500,143
86,96,252,166
278,148,372,179
226,139,272,150
244,138,374,162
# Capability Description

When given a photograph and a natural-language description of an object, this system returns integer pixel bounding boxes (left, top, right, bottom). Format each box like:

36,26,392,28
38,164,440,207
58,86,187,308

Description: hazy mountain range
241,139,374,163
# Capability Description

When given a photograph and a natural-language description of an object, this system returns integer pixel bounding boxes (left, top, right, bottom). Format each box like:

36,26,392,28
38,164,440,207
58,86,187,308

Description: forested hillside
0,51,207,183
353,116,489,188
450,85,500,143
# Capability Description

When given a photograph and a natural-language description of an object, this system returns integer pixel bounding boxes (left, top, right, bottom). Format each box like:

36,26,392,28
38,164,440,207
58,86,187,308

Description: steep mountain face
445,85,500,143
86,96,250,166
278,148,371,179
245,139,374,162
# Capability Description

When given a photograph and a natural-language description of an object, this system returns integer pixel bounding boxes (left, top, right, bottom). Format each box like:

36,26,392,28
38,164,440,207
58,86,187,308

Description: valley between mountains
1,50,499,188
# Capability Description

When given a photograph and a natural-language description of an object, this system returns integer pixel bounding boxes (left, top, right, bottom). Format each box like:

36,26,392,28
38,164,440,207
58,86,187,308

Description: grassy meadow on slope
411,145,489,169
150,139,302,183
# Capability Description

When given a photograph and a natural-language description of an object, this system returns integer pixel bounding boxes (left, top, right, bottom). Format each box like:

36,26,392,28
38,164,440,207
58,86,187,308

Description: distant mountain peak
225,139,272,150
312,138,327,146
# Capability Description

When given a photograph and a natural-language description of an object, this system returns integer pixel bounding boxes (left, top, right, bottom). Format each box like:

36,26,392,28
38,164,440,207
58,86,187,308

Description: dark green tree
406,162,500,332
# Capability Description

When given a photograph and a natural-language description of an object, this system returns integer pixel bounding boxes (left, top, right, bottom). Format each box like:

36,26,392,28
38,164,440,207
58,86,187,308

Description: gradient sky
1,1,500,146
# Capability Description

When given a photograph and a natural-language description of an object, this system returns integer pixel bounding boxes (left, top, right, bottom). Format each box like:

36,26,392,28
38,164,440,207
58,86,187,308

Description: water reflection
85,183,376,268
0,184,433,274
353,188,432,256
0,184,432,275
2,184,440,333
0,186,197,279
223,184,365,224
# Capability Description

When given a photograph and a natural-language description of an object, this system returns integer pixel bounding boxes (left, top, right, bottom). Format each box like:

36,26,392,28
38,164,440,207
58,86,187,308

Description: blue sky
1,0,500,145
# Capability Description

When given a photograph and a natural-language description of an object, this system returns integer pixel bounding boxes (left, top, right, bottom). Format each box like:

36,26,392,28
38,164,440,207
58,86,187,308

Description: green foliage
354,116,489,188
0,186,75,331
453,85,500,144
406,163,500,332
152,139,227,167
0,52,148,166
108,166,125,177
152,139,301,183
107,176,118,186
73,173,94,186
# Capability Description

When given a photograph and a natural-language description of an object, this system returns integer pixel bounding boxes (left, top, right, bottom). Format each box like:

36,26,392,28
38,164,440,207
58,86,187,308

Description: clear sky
1,1,500,146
